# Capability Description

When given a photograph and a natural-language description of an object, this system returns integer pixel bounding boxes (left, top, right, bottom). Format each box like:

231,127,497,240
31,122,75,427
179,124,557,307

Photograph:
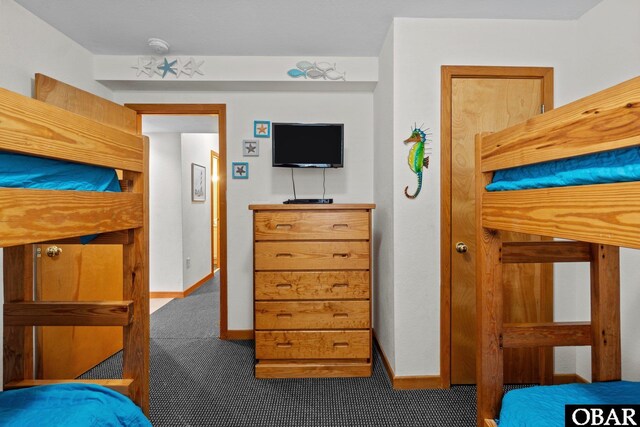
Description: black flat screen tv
272,123,343,168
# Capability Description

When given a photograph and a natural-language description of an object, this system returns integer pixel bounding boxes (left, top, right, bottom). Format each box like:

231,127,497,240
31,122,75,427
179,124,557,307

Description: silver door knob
455,242,468,253
46,246,63,257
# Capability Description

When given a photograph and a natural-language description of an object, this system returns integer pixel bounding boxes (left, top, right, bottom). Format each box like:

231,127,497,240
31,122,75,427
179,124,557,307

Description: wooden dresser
249,203,375,378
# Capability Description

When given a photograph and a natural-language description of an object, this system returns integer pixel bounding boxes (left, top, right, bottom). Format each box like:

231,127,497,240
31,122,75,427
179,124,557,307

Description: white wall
0,0,111,98
390,17,577,376
114,90,374,330
373,25,396,370
181,133,218,290
147,132,184,293
572,0,640,381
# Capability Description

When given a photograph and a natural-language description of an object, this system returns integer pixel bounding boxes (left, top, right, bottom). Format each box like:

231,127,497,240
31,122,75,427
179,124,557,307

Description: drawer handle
276,283,292,289
277,313,292,318
333,342,349,348
333,313,349,318
332,283,349,288
333,253,350,258
276,253,293,258
275,224,292,229
332,224,349,229
276,342,292,348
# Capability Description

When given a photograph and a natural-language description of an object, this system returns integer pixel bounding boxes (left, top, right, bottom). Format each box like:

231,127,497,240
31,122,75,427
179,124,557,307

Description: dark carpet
83,276,479,426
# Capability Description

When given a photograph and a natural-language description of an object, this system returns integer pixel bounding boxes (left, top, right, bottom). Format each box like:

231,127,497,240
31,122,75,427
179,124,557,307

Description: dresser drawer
255,241,369,270
255,330,370,359
255,301,370,330
255,271,370,300
254,210,369,241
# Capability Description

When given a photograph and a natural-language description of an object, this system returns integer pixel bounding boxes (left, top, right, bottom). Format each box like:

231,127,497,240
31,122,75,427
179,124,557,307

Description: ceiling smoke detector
147,38,170,55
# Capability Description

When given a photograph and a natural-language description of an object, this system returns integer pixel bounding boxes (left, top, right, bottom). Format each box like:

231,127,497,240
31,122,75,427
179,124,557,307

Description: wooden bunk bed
475,76,640,427
0,86,149,419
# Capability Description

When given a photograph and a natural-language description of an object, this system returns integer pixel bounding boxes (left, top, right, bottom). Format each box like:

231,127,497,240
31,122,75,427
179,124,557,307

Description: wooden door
448,72,553,384
34,74,138,379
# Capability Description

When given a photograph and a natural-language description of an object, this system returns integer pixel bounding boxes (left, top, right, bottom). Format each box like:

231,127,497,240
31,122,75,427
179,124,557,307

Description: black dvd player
283,198,333,204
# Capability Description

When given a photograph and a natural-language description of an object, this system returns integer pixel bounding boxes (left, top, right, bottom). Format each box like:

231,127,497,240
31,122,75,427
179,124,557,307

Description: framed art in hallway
192,163,206,201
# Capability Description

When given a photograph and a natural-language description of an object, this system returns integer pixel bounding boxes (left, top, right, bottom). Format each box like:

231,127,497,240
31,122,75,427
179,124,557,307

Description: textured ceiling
16,0,603,57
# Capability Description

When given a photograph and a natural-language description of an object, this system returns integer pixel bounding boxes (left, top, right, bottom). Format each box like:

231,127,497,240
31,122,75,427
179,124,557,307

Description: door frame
126,103,229,339
210,150,219,270
440,66,554,387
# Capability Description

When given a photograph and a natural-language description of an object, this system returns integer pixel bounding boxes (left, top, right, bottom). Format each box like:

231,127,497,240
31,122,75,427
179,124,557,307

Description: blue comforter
498,381,640,427
0,383,151,426
487,147,640,191
0,153,120,192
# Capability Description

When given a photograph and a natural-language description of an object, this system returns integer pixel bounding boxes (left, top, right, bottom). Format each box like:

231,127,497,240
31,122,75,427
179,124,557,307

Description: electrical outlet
186,257,191,268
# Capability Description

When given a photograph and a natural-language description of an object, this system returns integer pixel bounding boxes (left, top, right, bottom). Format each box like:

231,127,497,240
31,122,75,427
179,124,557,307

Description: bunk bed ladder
3,235,149,413
2,157,149,415
476,237,622,426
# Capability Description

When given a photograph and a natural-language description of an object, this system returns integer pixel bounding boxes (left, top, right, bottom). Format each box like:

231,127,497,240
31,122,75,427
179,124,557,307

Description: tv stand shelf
249,203,375,378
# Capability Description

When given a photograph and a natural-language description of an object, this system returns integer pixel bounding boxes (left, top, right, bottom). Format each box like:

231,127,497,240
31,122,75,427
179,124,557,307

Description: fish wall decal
296,61,314,71
287,60,347,81
287,69,307,78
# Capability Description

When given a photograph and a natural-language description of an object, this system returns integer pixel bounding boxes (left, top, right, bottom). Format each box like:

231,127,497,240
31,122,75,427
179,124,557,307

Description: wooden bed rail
0,88,143,171
4,301,134,326
480,182,640,249
4,379,135,396
480,76,640,172
38,230,134,245
0,189,143,247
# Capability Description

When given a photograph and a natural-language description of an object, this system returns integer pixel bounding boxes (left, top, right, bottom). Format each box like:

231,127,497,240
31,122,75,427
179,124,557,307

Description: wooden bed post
3,245,34,385
475,134,504,427
122,136,150,415
590,244,621,382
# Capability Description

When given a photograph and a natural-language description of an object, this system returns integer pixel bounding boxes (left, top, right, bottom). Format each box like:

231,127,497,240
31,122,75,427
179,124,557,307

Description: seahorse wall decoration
404,125,431,199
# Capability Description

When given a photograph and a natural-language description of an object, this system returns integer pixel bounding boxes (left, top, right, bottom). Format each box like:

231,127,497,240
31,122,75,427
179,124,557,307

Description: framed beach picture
243,139,259,156
232,162,249,179
254,120,270,138
191,163,206,202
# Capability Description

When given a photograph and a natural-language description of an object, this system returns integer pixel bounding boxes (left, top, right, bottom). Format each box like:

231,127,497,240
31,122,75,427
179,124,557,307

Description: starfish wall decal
188,57,205,75
132,57,154,77
175,58,191,78
132,56,206,79
158,58,178,78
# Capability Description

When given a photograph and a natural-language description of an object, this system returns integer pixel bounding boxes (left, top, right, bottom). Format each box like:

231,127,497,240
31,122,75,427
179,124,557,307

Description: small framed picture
243,139,259,157
232,162,249,179
254,120,270,138
191,163,206,202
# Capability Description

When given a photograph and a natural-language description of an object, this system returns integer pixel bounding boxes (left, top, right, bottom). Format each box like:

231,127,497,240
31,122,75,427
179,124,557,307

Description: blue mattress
498,381,640,427
0,153,120,192
486,147,640,191
0,383,151,426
